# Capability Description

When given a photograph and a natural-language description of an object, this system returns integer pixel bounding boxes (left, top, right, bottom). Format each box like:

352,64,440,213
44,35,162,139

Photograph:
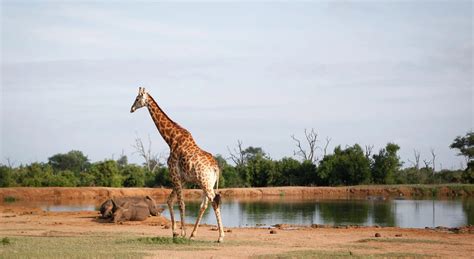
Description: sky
1,1,472,169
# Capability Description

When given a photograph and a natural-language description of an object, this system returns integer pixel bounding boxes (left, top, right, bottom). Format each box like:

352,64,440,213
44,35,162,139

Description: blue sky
1,1,472,169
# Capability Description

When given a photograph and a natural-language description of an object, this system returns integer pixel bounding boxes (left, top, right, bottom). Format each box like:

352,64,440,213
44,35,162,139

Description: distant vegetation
0,131,472,188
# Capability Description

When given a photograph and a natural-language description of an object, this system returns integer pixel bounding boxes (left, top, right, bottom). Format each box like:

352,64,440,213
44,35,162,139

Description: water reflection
3,197,472,228
161,198,472,228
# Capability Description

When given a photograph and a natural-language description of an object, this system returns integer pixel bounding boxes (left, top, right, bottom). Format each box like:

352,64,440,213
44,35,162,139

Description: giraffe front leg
167,189,178,237
190,195,209,239
176,188,186,237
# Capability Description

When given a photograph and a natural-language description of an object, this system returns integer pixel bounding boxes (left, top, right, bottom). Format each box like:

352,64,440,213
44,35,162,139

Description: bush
0,165,16,187
317,144,371,186
122,165,145,187
48,150,90,174
88,160,122,187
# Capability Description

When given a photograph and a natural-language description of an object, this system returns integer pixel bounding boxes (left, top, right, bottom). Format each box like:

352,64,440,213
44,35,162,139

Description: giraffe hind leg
212,198,225,243
190,194,209,239
205,189,225,243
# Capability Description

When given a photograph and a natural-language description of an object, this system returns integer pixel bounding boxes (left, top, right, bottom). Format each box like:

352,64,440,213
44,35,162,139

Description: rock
375,233,381,237
395,234,402,237
270,229,277,234
225,229,232,233
163,225,170,229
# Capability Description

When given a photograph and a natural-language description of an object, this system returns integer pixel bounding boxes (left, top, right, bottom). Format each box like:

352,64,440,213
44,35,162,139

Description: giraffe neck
146,95,181,147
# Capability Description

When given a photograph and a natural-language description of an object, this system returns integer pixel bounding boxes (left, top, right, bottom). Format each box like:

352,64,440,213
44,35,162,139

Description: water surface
3,197,472,228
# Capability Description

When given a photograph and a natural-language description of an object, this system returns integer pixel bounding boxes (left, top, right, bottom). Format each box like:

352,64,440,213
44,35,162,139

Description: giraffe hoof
217,237,224,243
173,233,179,238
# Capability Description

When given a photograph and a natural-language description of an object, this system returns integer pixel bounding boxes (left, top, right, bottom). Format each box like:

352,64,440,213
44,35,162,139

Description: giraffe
130,87,225,243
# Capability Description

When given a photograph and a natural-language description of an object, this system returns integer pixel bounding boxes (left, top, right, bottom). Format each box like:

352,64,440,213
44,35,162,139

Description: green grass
0,236,144,258
255,250,360,259
0,235,221,258
125,236,211,246
1,238,11,245
3,196,16,203
256,249,431,258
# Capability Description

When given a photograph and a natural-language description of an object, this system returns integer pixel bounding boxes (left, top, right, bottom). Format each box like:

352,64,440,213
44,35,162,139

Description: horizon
1,1,472,170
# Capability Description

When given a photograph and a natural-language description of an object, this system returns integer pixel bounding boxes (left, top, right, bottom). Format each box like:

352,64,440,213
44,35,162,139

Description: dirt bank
0,185,472,202
0,205,473,258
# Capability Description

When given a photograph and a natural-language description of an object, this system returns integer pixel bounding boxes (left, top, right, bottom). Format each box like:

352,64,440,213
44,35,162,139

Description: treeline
0,132,472,188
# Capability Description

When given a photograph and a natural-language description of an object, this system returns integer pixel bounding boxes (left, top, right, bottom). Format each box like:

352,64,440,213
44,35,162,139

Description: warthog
112,200,164,223
99,196,162,219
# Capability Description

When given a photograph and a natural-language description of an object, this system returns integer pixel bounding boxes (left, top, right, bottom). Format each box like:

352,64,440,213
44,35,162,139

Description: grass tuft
136,236,195,245
1,237,11,245
3,196,16,203
121,236,214,247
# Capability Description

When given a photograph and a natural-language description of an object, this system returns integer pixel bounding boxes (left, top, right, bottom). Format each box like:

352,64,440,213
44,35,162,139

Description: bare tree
365,145,374,159
423,159,432,169
408,149,421,169
5,158,15,169
291,128,319,163
430,148,436,173
227,140,245,167
323,137,332,157
132,135,164,173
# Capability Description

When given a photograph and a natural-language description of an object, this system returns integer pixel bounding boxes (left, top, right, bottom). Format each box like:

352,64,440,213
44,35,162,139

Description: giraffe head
130,87,149,113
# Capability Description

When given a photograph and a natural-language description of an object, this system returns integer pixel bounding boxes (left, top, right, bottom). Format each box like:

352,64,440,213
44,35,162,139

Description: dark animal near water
99,196,162,219
112,200,164,223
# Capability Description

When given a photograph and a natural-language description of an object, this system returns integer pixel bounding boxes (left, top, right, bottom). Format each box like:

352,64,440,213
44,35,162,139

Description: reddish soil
1,187,473,257
0,185,471,203
0,205,473,258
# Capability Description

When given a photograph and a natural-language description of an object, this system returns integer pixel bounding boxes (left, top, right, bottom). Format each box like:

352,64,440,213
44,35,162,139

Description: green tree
116,154,128,168
88,160,122,187
78,170,96,186
143,165,172,188
317,144,371,186
450,131,474,161
299,160,317,186
122,164,145,187
243,146,266,162
17,163,54,187
450,131,474,183
48,170,78,187
48,150,90,175
275,157,301,186
371,143,401,184
247,156,276,187
0,165,16,187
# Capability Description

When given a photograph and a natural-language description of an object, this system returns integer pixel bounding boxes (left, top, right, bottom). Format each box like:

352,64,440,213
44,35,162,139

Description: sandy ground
1,187,473,258
0,204,473,258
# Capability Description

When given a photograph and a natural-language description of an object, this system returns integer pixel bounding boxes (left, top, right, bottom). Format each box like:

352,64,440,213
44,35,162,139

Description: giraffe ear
138,87,143,94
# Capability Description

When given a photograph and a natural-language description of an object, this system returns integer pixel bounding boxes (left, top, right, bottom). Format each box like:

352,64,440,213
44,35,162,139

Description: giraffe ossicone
130,87,225,243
